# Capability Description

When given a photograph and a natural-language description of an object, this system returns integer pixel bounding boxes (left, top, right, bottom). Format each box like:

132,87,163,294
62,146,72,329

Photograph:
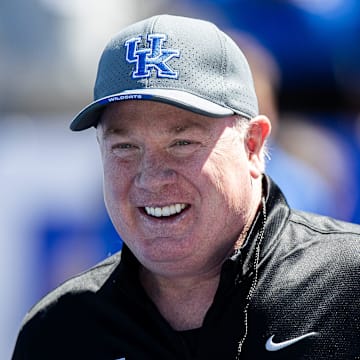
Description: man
12,14,360,359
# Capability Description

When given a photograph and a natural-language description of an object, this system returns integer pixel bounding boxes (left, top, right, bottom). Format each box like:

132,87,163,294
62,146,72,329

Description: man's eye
110,143,139,157
119,143,134,149
174,140,191,146
113,143,135,150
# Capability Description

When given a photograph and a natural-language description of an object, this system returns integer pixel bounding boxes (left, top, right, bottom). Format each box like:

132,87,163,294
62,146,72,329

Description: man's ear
246,115,271,179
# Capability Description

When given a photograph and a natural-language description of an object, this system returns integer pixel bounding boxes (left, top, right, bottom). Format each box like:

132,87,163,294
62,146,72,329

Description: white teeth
145,203,187,217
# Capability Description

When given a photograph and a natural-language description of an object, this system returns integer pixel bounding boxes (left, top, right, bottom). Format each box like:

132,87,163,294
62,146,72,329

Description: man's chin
137,245,199,275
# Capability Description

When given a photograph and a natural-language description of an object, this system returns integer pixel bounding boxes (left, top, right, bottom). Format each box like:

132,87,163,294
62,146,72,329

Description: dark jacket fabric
12,177,360,359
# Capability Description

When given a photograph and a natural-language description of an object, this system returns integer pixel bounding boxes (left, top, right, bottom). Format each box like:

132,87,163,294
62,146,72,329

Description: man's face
97,100,263,277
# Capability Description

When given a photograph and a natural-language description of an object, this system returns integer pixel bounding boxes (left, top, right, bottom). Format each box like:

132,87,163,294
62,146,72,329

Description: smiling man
97,100,269,334
12,14,360,360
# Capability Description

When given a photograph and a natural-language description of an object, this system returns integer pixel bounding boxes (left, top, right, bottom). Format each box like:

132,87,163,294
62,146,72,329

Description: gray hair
233,115,251,137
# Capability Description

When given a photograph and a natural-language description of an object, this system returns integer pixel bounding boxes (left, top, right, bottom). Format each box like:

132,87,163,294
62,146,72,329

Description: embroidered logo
265,332,318,352
125,34,180,79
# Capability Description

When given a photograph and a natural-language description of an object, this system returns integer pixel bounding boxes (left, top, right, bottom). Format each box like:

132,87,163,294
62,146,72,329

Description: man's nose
134,152,177,190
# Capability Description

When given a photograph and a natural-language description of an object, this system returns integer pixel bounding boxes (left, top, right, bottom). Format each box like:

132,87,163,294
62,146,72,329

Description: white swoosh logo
265,332,318,351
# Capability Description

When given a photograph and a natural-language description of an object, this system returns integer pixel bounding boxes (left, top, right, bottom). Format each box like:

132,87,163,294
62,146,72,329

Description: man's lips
142,203,189,218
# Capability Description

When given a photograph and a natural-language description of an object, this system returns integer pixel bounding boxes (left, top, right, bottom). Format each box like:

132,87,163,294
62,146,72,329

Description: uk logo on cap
125,33,180,79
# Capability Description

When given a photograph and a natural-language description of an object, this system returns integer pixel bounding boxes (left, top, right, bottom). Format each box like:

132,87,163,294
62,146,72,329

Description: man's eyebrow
101,127,128,139
169,121,208,134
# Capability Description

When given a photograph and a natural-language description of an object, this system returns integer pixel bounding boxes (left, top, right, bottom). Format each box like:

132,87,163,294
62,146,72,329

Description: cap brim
70,89,234,131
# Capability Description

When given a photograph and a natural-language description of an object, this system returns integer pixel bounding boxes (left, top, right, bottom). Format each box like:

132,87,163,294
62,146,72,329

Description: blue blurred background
2,0,360,358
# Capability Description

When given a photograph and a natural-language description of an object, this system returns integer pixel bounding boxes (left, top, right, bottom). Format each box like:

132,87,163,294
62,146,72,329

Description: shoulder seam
289,217,360,236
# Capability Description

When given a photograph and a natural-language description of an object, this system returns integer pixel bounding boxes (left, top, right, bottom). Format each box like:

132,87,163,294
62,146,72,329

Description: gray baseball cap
70,14,258,131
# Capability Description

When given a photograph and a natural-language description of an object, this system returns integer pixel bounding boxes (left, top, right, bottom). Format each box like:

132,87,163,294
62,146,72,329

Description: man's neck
140,267,221,331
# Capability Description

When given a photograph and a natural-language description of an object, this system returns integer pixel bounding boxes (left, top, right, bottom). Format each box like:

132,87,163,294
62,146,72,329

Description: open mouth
144,203,189,218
